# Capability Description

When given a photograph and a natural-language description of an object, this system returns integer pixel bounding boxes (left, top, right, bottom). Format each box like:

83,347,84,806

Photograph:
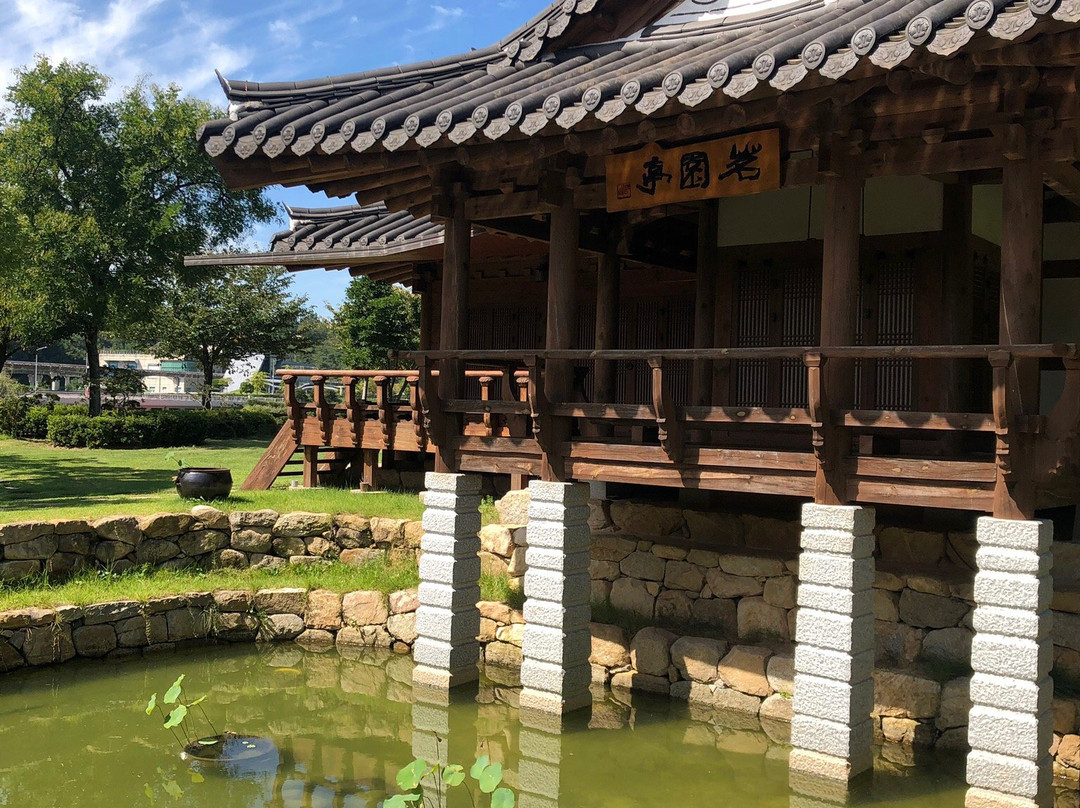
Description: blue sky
0,0,551,313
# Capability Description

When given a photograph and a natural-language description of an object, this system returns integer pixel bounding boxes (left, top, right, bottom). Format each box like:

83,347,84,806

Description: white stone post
520,481,592,714
413,472,482,689
518,712,565,808
791,504,876,782
966,518,1054,808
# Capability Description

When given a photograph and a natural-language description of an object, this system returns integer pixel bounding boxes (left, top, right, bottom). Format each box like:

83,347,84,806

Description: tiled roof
185,204,448,278
271,204,443,253
199,0,1078,164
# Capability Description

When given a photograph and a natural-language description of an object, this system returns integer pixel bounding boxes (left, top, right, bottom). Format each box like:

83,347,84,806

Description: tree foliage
148,266,314,408
0,58,276,413
0,185,56,371
332,277,421,370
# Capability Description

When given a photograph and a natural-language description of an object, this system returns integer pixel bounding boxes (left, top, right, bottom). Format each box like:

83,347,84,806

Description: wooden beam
1044,161,1080,208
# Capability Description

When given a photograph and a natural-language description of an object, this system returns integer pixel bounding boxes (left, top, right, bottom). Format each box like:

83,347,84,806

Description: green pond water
0,643,969,808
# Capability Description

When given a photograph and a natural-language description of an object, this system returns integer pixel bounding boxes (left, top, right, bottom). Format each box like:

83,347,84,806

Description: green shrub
202,408,282,439
0,396,32,438
22,406,52,440
0,395,66,439
46,412,208,449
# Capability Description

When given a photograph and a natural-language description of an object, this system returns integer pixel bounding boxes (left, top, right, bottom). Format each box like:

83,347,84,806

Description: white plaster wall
717,176,943,247
862,176,943,236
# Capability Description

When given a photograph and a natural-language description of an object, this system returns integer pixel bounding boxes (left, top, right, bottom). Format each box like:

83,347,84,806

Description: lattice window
734,265,771,407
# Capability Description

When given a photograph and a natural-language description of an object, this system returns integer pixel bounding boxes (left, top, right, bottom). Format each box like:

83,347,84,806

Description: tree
95,366,146,409
0,184,56,372
332,277,421,370
0,58,276,414
148,266,314,408
238,371,269,396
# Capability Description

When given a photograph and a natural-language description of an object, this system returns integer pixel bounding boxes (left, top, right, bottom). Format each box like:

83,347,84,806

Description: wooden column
821,176,862,405
436,189,470,473
712,259,734,406
594,248,620,404
1000,158,1044,416
816,175,863,504
417,271,434,352
692,201,720,407
942,181,974,413
543,202,579,481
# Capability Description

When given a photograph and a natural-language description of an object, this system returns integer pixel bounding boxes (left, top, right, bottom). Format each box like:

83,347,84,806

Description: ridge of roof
217,46,505,108
214,1,685,112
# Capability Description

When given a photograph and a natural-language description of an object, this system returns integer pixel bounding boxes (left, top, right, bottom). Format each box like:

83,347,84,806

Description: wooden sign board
606,128,781,212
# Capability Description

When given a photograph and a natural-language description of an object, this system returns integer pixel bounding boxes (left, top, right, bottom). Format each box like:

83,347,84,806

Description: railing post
806,352,846,505
311,376,334,446
525,356,558,479
990,350,1034,519
407,375,426,451
417,358,445,461
479,375,494,437
282,375,303,443
649,356,684,462
342,376,361,444
376,375,394,450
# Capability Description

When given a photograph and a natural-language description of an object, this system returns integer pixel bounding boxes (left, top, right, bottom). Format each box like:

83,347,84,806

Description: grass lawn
0,561,515,612
0,437,425,524
0,559,423,611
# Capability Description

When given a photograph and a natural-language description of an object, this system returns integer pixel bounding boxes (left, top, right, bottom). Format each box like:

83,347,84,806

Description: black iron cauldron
174,468,233,501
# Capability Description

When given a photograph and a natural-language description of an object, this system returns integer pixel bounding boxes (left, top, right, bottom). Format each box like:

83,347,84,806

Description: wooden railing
270,346,1080,514
398,344,1080,516
275,368,528,453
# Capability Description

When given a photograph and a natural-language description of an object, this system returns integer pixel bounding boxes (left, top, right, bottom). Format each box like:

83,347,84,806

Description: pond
0,644,967,807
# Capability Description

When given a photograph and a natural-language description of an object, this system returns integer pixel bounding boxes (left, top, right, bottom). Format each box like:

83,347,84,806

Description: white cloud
0,0,252,102
269,19,300,48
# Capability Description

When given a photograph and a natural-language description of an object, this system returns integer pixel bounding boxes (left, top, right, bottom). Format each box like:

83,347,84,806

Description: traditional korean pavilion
195,0,1080,803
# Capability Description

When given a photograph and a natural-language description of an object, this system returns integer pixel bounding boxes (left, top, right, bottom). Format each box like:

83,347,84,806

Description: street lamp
33,346,47,391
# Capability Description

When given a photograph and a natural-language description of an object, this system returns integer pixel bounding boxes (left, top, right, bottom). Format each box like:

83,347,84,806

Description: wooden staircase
241,423,369,490
241,423,300,490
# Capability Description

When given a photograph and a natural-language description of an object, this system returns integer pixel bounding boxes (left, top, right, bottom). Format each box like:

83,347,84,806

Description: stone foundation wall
0,508,424,581
487,492,1080,788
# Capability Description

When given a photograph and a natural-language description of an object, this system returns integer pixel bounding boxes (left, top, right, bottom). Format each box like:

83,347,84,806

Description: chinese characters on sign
606,129,780,212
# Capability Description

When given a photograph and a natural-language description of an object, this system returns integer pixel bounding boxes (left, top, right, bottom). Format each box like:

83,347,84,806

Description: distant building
99,351,210,395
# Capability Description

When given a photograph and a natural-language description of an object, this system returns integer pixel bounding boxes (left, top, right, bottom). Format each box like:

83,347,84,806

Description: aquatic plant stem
167,726,184,751
196,703,218,737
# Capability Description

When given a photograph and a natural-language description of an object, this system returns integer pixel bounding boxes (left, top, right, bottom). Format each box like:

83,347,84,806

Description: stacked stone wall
0,508,424,581
0,586,421,670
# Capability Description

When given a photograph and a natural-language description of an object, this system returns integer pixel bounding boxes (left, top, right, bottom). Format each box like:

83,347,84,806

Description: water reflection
0,644,972,808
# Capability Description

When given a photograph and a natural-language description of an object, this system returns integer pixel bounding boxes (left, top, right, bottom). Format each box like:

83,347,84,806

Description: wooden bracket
649,357,684,463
